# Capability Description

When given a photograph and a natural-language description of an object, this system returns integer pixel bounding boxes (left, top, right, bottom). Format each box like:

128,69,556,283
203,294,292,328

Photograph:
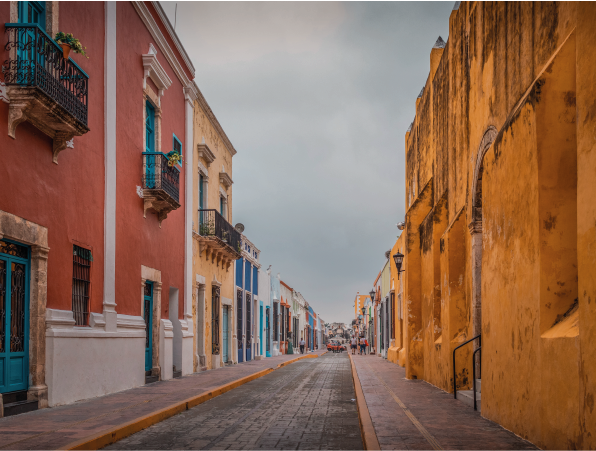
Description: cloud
162,1,453,324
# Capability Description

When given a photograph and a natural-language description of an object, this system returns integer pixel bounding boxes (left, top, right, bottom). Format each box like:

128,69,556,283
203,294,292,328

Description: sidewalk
351,354,536,450
0,351,325,450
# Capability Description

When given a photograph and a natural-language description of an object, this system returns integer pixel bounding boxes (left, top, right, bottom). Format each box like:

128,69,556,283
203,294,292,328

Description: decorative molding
470,125,498,230
117,314,147,330
221,296,233,306
0,80,9,103
219,186,227,199
143,45,172,95
197,160,209,177
219,171,233,189
136,186,144,198
131,1,192,87
45,308,76,329
197,143,216,167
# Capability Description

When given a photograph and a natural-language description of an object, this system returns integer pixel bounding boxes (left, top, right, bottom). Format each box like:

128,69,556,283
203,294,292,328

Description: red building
0,2,197,414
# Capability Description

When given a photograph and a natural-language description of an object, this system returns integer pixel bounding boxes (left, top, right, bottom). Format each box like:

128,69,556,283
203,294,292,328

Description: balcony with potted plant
142,150,181,226
2,25,89,163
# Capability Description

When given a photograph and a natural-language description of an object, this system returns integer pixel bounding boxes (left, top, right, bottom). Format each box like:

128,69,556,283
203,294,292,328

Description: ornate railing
3,24,89,126
142,152,180,203
198,209,241,253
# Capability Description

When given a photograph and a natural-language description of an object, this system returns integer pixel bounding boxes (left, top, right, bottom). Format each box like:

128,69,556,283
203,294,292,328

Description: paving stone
106,353,363,450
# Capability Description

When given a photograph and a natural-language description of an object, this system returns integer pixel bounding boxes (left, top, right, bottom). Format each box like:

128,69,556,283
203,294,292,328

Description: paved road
105,352,363,450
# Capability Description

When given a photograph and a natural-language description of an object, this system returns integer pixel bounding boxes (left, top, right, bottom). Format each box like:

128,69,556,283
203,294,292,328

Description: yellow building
396,2,596,448
191,85,241,371
387,234,405,366
353,293,370,320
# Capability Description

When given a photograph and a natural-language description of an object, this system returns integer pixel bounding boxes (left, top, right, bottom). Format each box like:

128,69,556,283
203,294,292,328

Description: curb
62,353,323,450
349,354,380,451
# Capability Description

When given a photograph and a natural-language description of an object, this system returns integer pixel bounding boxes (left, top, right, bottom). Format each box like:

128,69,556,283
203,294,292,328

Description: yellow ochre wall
399,2,596,448
191,93,236,371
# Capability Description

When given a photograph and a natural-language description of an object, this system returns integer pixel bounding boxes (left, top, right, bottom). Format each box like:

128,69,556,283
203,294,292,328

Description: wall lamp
393,252,405,279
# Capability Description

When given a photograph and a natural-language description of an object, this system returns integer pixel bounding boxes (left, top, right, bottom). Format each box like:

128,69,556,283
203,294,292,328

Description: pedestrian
359,336,366,355
299,338,306,354
351,336,358,355
365,338,369,355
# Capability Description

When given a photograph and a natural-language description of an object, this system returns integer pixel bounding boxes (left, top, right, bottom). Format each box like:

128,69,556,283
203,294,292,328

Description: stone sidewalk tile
352,354,537,450
0,351,325,450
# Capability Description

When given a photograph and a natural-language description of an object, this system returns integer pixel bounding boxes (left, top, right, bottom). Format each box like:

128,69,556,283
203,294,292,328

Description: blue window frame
252,266,258,296
19,1,46,28
172,134,182,167
244,261,251,293
235,258,243,288
145,102,155,153
220,197,224,216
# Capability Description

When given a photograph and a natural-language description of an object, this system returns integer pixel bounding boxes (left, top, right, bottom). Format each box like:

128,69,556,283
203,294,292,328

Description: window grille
72,245,91,326
212,286,220,355
273,302,279,341
266,307,271,352
245,292,251,346
237,289,243,350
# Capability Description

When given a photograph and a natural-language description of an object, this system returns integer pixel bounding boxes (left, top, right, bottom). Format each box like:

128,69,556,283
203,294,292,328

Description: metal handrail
142,152,180,203
472,346,481,411
3,23,89,126
452,334,481,399
197,209,241,254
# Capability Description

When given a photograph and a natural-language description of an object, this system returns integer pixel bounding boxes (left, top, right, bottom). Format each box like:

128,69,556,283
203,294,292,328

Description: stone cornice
142,45,172,92
132,1,192,88
197,143,216,166
219,171,233,189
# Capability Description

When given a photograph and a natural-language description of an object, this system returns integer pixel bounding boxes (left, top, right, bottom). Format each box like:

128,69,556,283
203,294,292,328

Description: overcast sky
162,1,453,325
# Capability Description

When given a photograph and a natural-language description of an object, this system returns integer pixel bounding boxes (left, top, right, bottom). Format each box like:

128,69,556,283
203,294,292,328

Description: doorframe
0,210,49,408
141,265,162,380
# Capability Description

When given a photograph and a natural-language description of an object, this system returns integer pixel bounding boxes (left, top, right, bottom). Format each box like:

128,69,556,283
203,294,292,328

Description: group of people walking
350,336,368,355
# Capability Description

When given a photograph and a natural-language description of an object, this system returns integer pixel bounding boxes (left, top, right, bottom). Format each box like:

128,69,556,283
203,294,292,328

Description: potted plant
54,32,88,59
167,150,181,167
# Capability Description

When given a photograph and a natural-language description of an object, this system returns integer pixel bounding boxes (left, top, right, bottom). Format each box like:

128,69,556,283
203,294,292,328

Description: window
212,286,220,355
19,1,46,28
172,134,182,166
390,292,395,339
199,174,204,210
145,102,155,153
72,245,91,326
273,302,279,341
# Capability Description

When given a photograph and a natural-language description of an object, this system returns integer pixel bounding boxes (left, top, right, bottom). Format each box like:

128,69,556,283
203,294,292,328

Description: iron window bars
142,152,180,203
197,209,241,253
72,245,91,326
212,286,220,355
3,24,89,126
273,302,279,341
237,289,243,352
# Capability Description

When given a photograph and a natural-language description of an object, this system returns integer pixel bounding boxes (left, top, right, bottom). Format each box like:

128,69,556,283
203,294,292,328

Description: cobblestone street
105,353,362,450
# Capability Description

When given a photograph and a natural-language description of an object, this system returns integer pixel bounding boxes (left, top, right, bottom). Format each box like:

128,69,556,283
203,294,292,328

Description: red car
327,342,346,353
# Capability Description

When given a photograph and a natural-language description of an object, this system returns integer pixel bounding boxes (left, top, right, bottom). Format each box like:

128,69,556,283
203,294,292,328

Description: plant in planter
54,32,88,59
166,150,182,167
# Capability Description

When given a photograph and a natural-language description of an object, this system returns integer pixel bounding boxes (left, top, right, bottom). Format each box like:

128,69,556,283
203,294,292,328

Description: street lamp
393,252,405,279
369,289,375,302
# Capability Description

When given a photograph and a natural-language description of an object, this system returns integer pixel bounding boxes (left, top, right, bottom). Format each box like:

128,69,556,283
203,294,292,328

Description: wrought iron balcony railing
3,23,89,126
198,209,241,253
142,152,180,203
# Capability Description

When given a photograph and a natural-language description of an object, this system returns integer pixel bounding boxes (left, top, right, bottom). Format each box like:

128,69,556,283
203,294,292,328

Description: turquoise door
222,306,228,363
0,240,30,394
144,282,153,372
259,305,263,356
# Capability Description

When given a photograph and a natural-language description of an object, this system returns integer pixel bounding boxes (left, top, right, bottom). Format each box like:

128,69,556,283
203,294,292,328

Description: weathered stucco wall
400,2,595,448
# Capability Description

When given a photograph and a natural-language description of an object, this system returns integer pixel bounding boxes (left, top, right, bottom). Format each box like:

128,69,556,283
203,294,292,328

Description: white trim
219,186,227,199
221,296,233,306
103,1,117,325
150,2,195,77
45,309,146,338
132,2,192,87
184,86,194,323
197,160,209,177
143,48,172,92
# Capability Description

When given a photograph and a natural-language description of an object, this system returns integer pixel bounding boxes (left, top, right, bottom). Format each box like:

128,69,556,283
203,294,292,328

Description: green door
0,240,30,394
144,282,153,372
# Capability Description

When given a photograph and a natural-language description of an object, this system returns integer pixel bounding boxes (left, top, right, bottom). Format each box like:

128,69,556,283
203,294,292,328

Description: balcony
194,209,241,270
3,24,89,163
142,152,181,225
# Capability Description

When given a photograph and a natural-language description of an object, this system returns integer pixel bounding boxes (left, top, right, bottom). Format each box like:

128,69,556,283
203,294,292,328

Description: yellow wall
192,95,237,371
398,3,596,448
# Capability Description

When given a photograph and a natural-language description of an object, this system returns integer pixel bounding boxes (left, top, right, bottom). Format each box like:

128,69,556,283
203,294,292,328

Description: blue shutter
235,258,243,288
199,175,204,210
19,1,46,28
245,261,251,293
252,267,258,296
172,134,182,166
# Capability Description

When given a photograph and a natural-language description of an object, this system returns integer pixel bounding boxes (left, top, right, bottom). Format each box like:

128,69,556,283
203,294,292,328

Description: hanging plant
167,150,182,167
54,32,88,59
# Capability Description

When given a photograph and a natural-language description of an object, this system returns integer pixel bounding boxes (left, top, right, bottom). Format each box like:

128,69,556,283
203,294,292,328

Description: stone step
145,374,159,384
4,399,39,417
456,389,481,412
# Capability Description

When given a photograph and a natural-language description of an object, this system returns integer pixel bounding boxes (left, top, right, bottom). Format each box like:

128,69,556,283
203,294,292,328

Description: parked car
327,341,346,353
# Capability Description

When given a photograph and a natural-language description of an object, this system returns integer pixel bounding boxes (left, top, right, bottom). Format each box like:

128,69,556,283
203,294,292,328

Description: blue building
235,235,260,363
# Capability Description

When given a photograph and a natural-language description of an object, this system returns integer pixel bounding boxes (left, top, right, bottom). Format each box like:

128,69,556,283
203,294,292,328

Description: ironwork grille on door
212,286,220,355
245,292,251,346
10,262,26,352
144,283,152,349
72,245,91,326
266,307,270,352
273,302,278,341
237,289,243,350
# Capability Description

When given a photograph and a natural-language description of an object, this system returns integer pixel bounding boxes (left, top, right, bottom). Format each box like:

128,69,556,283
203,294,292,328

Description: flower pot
60,43,71,59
